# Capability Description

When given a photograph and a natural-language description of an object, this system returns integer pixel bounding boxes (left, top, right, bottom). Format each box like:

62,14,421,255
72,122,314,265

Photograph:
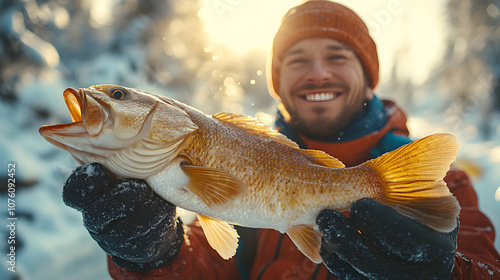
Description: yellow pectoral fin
181,164,247,210
197,214,239,260
286,225,323,264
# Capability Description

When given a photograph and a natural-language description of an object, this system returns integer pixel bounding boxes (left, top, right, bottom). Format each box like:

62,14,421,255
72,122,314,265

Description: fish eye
110,88,127,100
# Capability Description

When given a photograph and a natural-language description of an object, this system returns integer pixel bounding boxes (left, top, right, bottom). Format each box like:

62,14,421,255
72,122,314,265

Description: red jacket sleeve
107,222,240,279
446,169,500,279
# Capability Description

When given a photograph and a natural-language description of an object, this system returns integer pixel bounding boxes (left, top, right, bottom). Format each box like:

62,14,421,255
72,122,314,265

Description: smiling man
268,2,412,167
62,1,499,280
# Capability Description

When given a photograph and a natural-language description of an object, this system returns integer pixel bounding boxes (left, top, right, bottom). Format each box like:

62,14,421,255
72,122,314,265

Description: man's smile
301,91,343,102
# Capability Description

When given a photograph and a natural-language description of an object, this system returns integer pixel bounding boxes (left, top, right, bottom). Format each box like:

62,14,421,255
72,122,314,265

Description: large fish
39,85,461,263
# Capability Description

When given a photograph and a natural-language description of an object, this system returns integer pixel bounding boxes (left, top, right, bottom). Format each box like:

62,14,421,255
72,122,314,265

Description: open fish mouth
64,87,83,122
38,88,106,164
63,87,107,136
59,87,108,135
38,88,88,142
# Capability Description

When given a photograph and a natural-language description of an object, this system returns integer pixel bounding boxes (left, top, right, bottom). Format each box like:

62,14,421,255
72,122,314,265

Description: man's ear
278,102,292,122
363,69,375,100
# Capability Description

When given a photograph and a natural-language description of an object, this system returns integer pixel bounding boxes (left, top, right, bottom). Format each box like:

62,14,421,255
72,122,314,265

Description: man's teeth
305,92,337,102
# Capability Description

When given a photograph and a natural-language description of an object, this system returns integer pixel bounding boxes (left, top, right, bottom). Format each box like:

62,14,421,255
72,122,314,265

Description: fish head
39,85,198,178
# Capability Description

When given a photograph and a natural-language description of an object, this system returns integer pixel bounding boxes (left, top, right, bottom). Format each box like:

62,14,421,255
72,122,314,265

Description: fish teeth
305,92,337,102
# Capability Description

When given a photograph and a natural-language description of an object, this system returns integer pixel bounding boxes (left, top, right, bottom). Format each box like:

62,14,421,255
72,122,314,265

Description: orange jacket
108,101,500,279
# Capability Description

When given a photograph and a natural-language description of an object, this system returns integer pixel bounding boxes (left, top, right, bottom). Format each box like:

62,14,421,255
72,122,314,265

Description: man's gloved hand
316,198,458,280
63,163,184,272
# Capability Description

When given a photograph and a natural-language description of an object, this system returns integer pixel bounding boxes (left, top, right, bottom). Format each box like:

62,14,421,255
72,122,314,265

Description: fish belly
146,161,300,231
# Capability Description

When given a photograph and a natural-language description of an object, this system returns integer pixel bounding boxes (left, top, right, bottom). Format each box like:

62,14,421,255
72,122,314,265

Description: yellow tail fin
364,133,461,232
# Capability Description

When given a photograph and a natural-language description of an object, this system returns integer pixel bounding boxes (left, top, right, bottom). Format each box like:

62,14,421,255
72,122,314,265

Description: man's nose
306,60,332,84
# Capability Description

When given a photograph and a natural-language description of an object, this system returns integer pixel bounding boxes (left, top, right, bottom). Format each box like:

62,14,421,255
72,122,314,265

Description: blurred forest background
0,0,499,279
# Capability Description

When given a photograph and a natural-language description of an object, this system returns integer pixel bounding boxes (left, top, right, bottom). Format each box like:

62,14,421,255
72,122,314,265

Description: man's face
278,37,373,140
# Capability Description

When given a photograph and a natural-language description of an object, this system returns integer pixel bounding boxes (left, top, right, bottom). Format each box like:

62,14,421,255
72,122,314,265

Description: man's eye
329,55,347,61
287,58,307,66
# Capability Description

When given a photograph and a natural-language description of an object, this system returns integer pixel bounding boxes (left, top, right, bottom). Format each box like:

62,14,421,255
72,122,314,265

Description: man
63,1,500,279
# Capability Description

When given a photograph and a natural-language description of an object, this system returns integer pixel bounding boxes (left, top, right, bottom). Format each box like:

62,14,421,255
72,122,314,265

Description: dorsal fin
213,112,300,149
213,112,345,169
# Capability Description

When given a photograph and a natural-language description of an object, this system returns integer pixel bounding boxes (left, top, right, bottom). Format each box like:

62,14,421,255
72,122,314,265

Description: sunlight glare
200,0,448,85
490,146,500,163
200,0,302,53
90,0,118,26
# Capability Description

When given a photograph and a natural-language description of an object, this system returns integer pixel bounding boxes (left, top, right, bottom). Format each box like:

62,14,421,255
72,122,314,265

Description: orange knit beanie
268,0,379,99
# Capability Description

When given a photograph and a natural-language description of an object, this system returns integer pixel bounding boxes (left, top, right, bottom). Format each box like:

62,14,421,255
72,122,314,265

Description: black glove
63,163,184,272
316,198,458,280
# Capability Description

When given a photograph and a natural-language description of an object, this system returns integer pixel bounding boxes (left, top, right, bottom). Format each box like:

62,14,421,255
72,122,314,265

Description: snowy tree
433,0,500,139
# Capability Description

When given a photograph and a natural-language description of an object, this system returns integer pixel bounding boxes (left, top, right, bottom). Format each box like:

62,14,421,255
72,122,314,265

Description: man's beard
288,109,356,141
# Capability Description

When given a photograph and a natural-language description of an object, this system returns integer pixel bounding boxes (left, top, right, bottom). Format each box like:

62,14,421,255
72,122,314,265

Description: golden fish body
39,85,461,262
153,103,380,229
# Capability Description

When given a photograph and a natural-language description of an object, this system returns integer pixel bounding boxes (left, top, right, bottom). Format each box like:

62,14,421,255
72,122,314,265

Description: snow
477,261,495,276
